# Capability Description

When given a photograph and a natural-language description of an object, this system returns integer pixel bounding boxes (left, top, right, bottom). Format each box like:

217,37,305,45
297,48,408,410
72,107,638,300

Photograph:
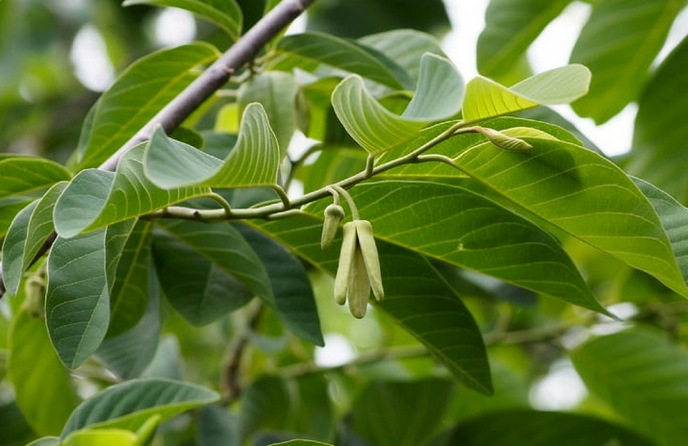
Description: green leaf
627,35,688,201
0,156,72,237
271,32,412,90
0,401,37,446
143,103,280,189
27,439,60,446
346,379,453,446
358,29,446,83
446,409,653,445
251,215,492,394
332,53,464,154
238,72,298,156
462,64,591,122
633,177,688,285
269,441,333,446
152,220,272,325
3,182,66,296
122,0,242,41
98,270,161,380
570,0,683,123
449,136,688,298
107,221,154,336
76,43,219,169
46,220,136,368
572,328,688,445
235,223,324,346
61,378,219,437
477,0,571,81
308,180,606,314
55,144,210,239
61,428,138,446
8,308,80,436
0,156,72,201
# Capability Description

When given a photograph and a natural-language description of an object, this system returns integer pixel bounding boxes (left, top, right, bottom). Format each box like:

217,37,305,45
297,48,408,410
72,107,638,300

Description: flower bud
481,127,533,151
321,203,345,252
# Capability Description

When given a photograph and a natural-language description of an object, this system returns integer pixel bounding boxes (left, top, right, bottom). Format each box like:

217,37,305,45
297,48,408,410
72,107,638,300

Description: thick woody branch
0,0,316,299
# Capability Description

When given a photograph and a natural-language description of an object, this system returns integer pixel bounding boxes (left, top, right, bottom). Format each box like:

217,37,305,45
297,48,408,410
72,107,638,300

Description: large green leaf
122,0,242,41
0,156,72,237
570,0,684,123
446,136,688,298
2,182,66,296
251,214,492,393
235,223,324,346
445,410,653,445
8,308,80,436
238,72,298,156
357,29,446,83
271,32,412,90
76,43,219,169
61,378,219,436
331,53,464,154
308,180,606,314
46,220,136,368
627,36,688,202
152,220,272,326
143,103,280,189
633,178,688,284
98,272,161,380
346,379,453,446
477,0,571,81
55,144,210,239
462,64,591,122
107,221,154,336
572,328,688,445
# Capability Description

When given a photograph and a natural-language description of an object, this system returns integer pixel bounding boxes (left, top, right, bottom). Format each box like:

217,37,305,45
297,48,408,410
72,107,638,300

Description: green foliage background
1,0,688,445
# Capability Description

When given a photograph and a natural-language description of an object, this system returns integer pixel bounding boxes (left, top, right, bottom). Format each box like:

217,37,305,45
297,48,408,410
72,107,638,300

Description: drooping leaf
55,144,210,239
572,328,688,445
462,64,591,122
2,182,65,295
570,0,683,123
122,0,242,41
346,379,453,446
8,308,80,436
76,43,219,169
234,223,324,346
46,220,137,368
271,32,412,90
61,378,218,436
144,103,280,189
477,0,571,81
358,29,446,83
633,177,688,285
152,220,272,326
0,156,72,237
307,180,607,314
98,269,161,380
331,53,464,153
238,72,298,156
448,136,688,297
107,221,154,336
446,409,653,445
627,35,688,201
251,214,492,394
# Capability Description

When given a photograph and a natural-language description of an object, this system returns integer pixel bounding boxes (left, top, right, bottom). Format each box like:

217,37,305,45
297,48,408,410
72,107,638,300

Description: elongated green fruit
334,221,357,305
321,203,345,252
348,248,370,318
354,220,384,301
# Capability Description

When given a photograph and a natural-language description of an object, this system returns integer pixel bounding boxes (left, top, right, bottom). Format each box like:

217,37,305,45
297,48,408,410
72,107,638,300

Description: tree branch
0,0,317,299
